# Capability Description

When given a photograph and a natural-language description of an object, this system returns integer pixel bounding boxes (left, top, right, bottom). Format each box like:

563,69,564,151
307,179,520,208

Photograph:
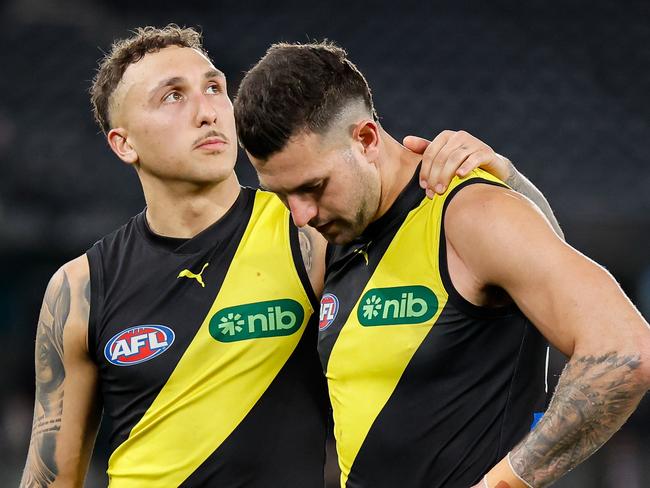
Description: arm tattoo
509,352,645,487
503,159,565,240
298,227,313,273
21,270,71,487
82,278,91,353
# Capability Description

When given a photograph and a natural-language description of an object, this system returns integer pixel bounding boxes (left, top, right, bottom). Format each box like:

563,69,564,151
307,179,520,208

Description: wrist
495,153,516,186
483,453,532,488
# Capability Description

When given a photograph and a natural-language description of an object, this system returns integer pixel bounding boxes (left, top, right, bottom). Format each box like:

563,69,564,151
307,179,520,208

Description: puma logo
177,262,209,287
353,242,371,266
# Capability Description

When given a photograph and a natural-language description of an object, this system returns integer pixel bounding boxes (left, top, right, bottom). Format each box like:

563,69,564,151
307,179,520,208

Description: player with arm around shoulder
234,40,650,488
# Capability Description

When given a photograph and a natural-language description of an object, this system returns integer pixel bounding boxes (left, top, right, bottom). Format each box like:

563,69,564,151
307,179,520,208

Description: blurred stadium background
1,0,648,486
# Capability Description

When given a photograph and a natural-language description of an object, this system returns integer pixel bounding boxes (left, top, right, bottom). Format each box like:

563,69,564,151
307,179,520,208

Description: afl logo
319,293,339,331
104,325,175,366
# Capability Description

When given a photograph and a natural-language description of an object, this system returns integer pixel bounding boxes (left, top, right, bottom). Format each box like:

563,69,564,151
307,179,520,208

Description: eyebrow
260,178,323,194
293,178,322,193
205,68,225,79
150,76,184,97
148,69,226,98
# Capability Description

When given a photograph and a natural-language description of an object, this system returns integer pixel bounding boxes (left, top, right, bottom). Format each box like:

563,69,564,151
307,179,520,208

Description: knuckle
448,149,464,164
479,148,495,161
422,145,436,157
439,130,455,142
432,155,446,169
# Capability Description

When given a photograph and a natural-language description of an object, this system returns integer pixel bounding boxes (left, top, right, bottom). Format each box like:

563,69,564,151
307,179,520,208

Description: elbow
639,342,650,391
621,308,650,392
631,326,650,391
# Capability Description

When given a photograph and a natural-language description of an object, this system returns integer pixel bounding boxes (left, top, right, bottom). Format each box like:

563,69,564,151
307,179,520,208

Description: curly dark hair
90,24,208,134
234,41,377,160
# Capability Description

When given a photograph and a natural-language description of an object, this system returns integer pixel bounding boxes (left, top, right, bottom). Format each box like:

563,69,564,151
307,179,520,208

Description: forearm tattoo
298,227,313,273
503,160,521,189
509,352,645,487
20,270,72,487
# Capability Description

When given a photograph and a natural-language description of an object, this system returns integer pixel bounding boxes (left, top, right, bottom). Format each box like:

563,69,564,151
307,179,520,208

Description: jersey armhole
288,220,320,311
85,245,104,363
438,178,518,319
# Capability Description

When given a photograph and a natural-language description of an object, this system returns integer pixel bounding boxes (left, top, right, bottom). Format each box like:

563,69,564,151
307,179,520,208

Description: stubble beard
335,178,379,244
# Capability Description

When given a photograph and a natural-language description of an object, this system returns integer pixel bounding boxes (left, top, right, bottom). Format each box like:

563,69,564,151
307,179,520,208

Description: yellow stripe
328,170,502,486
107,192,313,487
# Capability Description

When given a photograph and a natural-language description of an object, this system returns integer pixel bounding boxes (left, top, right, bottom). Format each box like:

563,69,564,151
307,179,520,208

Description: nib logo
361,294,383,320
209,299,304,342
218,312,244,336
357,286,438,326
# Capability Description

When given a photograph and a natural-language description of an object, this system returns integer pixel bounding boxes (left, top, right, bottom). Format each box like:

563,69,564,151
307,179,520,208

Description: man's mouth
195,137,227,150
315,221,335,234
193,131,229,150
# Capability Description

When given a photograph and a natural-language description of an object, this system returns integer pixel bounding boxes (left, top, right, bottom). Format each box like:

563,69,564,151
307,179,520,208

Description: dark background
1,0,648,486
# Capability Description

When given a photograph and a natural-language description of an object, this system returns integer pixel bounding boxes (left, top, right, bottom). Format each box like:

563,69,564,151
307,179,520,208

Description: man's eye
304,182,323,192
206,84,221,94
162,91,183,103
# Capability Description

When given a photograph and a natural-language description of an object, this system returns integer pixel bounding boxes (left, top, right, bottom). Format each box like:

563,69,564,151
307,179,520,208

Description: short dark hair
234,41,377,160
90,24,208,134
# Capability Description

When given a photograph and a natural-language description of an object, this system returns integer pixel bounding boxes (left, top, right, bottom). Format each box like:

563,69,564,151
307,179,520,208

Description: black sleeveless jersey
318,169,548,488
87,188,327,487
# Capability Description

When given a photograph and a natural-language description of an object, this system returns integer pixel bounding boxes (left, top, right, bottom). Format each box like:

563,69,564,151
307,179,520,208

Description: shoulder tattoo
298,227,313,273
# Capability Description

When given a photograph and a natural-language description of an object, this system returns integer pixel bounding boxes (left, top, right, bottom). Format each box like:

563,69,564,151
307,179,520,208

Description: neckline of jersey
357,163,425,243
135,187,253,254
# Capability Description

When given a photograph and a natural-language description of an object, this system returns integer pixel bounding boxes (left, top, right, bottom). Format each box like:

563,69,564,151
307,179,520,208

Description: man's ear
352,119,380,164
107,128,138,165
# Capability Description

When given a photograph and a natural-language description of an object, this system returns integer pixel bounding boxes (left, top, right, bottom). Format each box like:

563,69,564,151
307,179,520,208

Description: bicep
500,240,642,357
446,186,649,358
22,257,101,487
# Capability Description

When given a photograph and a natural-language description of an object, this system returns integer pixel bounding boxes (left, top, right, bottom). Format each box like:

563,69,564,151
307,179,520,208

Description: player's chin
185,167,234,186
320,225,358,245
194,145,236,162
196,158,236,178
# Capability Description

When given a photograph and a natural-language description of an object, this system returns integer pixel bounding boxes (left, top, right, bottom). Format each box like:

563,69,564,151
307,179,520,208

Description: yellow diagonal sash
107,192,312,487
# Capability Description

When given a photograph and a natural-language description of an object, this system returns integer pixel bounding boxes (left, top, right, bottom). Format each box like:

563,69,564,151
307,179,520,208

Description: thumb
403,135,431,154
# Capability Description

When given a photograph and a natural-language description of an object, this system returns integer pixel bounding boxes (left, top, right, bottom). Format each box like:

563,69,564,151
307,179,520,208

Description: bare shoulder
59,255,90,316
445,183,538,227
444,183,559,251
297,226,326,269
443,182,569,291
298,226,327,297
48,255,91,353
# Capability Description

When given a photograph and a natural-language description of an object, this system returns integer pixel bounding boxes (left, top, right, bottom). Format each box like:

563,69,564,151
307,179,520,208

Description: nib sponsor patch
358,286,438,326
208,299,304,343
104,325,175,366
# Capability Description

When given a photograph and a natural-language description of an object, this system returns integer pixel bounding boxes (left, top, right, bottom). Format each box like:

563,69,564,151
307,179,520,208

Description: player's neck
140,172,241,238
372,127,421,222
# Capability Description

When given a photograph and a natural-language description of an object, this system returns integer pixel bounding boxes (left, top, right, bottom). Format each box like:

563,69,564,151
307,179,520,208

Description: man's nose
287,194,318,228
194,93,218,127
